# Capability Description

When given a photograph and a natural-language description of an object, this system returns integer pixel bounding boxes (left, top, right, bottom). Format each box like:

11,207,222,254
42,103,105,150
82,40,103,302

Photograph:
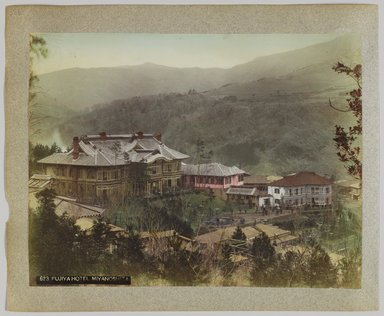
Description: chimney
154,132,162,142
99,131,107,140
72,136,80,160
137,131,144,139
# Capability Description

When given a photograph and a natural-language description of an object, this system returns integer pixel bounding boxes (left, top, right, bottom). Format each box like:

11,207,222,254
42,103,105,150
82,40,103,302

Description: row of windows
286,197,330,205
150,162,182,175
274,187,330,195
196,176,225,185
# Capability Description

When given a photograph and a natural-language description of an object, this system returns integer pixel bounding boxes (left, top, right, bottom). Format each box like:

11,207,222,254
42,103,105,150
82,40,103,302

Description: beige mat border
5,4,379,311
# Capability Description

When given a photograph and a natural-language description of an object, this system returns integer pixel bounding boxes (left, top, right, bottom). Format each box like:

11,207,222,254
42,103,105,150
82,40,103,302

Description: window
289,189,292,196
326,187,330,194
57,166,66,177
87,169,94,179
295,188,299,195
301,188,303,194
111,170,118,179
274,188,280,194
168,179,172,187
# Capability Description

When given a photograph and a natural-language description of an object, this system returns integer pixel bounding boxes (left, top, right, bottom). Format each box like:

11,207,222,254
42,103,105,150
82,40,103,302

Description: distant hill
32,34,361,178
35,34,360,112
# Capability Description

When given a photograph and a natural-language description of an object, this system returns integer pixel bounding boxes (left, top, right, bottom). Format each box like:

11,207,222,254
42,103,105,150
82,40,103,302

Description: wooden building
268,171,333,207
181,162,249,190
36,132,189,205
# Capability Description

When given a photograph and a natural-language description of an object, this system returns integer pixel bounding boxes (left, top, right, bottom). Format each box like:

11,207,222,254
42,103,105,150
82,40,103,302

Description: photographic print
5,4,379,312
28,32,362,287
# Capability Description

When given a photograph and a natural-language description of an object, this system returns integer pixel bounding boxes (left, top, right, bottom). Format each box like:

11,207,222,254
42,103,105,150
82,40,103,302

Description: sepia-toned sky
33,33,342,74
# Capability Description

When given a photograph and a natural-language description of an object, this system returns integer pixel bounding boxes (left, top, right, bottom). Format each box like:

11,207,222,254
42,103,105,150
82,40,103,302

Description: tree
29,142,62,175
29,188,81,279
220,242,236,278
230,226,247,253
305,244,337,288
195,139,213,188
160,234,202,285
337,248,361,288
329,62,362,180
86,218,113,263
29,35,48,136
115,229,146,273
249,232,276,285
232,226,247,241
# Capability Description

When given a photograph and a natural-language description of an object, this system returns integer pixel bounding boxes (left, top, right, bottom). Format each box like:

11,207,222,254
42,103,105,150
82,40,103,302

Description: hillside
56,87,355,179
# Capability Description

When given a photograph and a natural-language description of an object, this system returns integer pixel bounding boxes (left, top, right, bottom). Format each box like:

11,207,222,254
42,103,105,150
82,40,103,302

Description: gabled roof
270,171,332,187
182,162,249,177
38,133,189,166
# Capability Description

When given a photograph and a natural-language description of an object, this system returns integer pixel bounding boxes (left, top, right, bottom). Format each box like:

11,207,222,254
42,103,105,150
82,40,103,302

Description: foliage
29,191,355,287
56,90,350,178
330,62,362,179
29,35,48,136
230,226,247,253
304,244,337,288
29,142,62,175
220,242,236,278
337,248,361,288
29,188,81,278
116,230,144,261
159,235,203,285
249,232,276,285
231,226,247,241
108,191,225,235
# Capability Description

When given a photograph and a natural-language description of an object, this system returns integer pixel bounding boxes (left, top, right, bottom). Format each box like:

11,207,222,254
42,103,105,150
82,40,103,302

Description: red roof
270,171,332,187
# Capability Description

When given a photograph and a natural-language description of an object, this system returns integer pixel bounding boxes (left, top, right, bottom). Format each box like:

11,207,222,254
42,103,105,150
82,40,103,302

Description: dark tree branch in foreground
329,62,362,180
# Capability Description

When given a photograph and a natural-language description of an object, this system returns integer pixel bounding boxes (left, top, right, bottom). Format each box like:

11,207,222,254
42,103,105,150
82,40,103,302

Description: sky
32,33,342,75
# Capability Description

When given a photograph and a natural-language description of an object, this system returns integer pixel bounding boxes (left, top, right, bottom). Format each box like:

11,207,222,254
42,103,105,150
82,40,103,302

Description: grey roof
182,163,249,177
54,196,105,219
226,187,258,196
196,226,261,245
28,174,54,191
38,133,189,166
244,175,270,184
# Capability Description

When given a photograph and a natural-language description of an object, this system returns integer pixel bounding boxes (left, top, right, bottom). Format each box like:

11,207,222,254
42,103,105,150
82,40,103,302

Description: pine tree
249,232,276,285
29,188,80,280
